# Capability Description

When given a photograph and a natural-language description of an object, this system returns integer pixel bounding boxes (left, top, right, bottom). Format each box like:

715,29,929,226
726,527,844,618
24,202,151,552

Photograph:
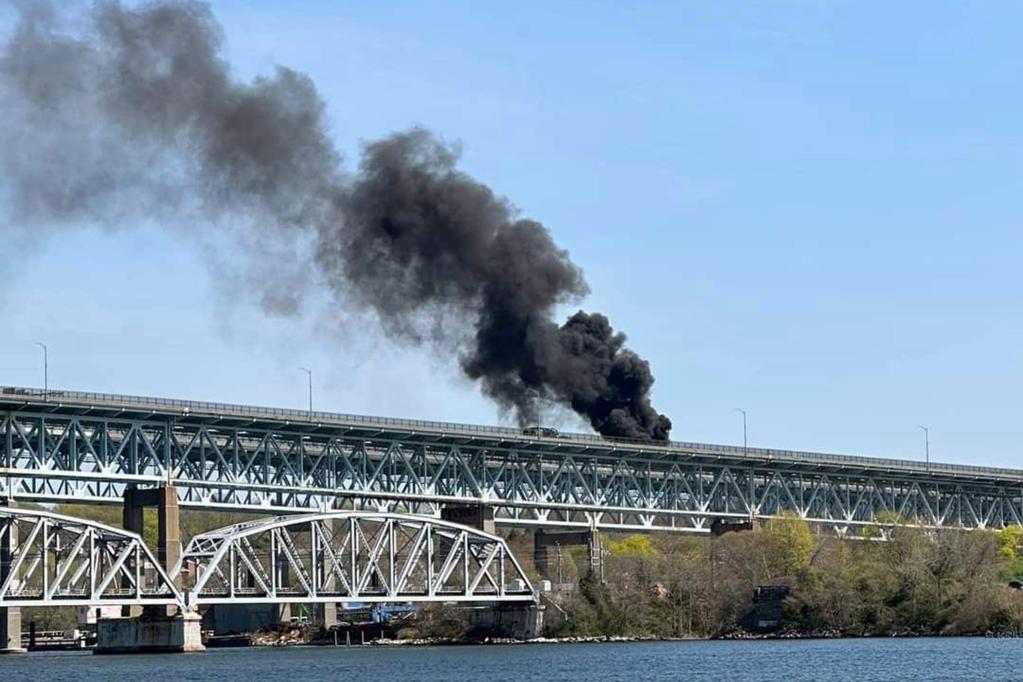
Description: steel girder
0,507,181,608
3,393,1023,533
173,512,534,607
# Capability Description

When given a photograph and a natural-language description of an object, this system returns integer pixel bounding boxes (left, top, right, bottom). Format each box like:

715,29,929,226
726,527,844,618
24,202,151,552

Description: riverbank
232,629,1023,650
245,621,1023,649
370,634,702,647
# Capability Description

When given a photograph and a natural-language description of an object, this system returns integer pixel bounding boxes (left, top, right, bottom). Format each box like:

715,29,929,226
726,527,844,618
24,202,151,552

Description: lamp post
533,389,542,430
917,425,930,470
733,408,748,459
34,342,48,400
298,367,312,413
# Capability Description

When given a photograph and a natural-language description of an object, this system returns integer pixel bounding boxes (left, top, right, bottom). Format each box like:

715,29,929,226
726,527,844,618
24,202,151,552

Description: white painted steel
172,512,535,606
0,507,181,607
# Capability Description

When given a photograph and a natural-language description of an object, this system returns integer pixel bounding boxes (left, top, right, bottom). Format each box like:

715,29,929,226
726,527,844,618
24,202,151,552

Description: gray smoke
0,0,672,440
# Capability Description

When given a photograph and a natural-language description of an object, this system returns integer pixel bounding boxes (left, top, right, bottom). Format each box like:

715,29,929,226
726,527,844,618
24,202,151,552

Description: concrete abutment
442,503,543,639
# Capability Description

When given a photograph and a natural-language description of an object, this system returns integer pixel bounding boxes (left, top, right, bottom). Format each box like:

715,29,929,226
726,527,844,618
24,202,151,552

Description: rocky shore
370,634,701,646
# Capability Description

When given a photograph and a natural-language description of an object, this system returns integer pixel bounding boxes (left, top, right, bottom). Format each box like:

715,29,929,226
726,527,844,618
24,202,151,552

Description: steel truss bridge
2,387,1023,534
0,507,533,609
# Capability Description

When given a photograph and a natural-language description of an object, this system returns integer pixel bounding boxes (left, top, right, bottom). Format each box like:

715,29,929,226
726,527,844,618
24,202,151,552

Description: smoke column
0,1,672,441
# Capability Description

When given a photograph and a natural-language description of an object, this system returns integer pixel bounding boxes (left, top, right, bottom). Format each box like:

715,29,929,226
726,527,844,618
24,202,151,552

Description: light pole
298,367,312,413
733,408,747,459
917,425,930,470
34,342,48,399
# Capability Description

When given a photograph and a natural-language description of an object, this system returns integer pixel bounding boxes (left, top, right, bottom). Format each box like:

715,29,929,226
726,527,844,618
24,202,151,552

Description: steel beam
2,387,1022,533
172,512,535,606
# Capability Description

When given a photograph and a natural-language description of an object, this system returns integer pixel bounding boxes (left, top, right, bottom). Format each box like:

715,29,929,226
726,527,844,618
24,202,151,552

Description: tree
762,513,814,577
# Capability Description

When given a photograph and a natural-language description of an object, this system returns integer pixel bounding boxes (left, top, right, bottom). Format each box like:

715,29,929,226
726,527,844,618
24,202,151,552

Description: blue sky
1,1,1021,467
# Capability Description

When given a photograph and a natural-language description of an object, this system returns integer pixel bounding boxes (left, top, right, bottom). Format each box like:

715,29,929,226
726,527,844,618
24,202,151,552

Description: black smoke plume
0,1,672,440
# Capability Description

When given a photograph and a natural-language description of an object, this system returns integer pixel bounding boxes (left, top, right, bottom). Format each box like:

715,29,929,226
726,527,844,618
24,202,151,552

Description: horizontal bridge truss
3,397,1023,533
0,507,181,607
175,512,534,606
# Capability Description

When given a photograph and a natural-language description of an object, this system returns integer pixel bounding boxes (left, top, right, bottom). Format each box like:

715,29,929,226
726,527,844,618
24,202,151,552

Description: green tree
762,513,814,576
604,534,658,558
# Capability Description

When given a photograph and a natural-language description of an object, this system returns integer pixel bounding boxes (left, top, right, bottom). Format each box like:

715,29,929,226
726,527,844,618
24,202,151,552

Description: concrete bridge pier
122,484,182,571
95,611,204,655
313,515,338,629
440,503,496,535
0,498,24,653
533,528,602,582
121,484,182,618
95,484,202,653
442,504,543,639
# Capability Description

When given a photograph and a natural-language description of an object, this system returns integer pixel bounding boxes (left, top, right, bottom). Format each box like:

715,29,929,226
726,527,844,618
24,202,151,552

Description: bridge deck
1,385,1016,483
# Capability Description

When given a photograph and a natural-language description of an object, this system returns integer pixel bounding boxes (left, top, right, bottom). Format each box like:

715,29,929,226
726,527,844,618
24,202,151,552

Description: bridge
0,508,533,609
0,505,535,652
3,386,1022,534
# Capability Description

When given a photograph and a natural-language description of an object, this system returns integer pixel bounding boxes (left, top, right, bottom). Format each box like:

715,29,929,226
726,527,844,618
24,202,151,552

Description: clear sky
1,1,1020,468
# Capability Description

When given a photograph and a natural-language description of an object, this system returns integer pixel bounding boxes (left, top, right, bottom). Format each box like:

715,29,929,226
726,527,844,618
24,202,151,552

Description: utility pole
733,407,753,523
917,425,930,471
733,408,747,459
298,367,313,413
34,342,48,400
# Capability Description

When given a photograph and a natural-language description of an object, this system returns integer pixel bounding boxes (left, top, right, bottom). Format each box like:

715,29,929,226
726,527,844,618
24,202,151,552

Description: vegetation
545,519,1023,639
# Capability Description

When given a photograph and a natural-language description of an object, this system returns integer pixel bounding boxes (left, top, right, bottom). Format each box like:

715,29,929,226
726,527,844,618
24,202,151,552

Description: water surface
0,638,1016,681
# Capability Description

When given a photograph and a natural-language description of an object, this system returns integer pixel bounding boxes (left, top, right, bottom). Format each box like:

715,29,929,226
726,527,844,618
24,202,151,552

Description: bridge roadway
2,386,1022,533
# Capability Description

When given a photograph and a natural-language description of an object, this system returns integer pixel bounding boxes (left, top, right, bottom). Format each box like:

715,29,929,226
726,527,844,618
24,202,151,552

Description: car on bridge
521,426,560,438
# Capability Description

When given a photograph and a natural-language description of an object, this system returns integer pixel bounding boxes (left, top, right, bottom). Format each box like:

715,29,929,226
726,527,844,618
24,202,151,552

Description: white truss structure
0,508,534,608
3,387,1023,532
0,507,181,607
173,512,534,607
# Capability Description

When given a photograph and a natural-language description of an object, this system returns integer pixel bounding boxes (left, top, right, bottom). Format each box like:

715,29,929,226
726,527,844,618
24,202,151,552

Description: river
0,638,1017,681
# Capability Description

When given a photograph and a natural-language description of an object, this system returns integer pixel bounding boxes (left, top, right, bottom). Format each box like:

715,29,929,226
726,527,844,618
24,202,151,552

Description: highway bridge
2,386,1022,534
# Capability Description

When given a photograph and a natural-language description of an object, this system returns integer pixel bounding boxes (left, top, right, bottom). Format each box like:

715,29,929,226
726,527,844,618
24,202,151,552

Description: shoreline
361,630,1023,647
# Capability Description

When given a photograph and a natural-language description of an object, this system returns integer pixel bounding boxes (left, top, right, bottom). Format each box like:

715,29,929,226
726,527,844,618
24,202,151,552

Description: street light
298,367,312,413
733,408,748,459
917,425,930,470
34,342,48,399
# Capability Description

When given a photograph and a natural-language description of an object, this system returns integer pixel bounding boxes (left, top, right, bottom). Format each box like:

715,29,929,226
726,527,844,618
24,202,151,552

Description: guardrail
3,385,1021,481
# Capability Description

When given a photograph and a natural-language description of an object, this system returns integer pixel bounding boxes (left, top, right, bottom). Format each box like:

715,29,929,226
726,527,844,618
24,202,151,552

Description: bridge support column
440,503,495,535
95,612,204,655
313,517,338,629
533,529,601,582
123,484,182,571
123,484,181,618
710,518,760,536
274,546,292,625
0,498,24,654
469,603,544,640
